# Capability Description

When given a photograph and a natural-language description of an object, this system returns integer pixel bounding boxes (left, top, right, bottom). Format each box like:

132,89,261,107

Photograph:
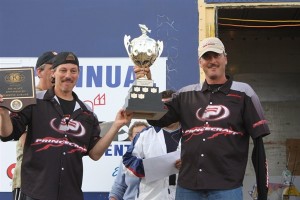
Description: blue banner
0,0,199,90
205,0,299,3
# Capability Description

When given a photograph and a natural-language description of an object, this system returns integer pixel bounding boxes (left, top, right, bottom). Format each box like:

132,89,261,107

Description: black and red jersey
2,88,101,200
148,76,269,197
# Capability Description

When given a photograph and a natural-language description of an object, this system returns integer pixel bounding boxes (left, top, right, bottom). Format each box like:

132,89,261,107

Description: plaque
0,67,36,112
123,24,167,120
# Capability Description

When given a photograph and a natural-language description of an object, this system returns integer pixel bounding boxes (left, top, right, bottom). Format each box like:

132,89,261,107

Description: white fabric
130,127,170,200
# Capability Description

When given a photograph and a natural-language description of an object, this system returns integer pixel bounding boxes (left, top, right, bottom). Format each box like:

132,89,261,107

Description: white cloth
127,127,170,200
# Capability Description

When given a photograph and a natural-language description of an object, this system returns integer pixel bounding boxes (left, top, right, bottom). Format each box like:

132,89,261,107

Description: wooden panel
286,139,300,175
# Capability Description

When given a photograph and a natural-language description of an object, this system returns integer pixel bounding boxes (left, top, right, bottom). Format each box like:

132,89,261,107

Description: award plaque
123,24,167,120
0,67,36,112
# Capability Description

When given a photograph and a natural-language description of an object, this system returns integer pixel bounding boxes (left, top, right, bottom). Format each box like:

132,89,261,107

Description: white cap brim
199,47,224,58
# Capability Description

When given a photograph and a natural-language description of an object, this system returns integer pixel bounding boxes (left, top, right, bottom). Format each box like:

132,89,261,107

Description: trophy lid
130,25,158,56
139,24,151,35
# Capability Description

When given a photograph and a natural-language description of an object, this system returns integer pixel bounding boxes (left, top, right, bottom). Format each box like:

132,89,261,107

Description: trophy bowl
123,24,167,120
124,24,163,85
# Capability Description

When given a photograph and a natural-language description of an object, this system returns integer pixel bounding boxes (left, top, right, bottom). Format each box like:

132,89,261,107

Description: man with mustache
12,51,57,200
0,52,132,200
134,37,270,200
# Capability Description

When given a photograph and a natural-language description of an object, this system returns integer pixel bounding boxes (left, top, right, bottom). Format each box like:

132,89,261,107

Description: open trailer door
216,5,300,199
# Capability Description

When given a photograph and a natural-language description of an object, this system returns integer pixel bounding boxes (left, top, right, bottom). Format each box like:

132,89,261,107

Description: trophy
123,24,167,120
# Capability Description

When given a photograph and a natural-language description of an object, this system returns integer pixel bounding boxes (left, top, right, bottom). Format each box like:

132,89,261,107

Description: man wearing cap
0,52,132,200
35,51,57,91
12,51,57,200
134,37,270,200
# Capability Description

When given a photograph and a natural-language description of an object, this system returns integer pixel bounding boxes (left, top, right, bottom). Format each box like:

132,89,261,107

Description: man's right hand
0,94,13,138
133,66,152,80
0,94,9,114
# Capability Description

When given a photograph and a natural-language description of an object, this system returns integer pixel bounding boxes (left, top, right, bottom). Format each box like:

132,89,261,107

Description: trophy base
135,79,154,87
126,109,167,120
124,85,167,120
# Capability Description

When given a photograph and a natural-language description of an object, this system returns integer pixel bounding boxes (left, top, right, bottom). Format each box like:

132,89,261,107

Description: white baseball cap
198,37,225,58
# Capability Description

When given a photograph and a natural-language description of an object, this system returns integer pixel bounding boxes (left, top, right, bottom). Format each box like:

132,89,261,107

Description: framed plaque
0,67,36,112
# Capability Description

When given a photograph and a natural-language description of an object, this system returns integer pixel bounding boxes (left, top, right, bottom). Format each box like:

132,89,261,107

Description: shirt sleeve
252,136,268,200
122,133,145,178
1,107,31,142
109,161,127,200
86,113,101,154
148,94,180,128
243,86,270,139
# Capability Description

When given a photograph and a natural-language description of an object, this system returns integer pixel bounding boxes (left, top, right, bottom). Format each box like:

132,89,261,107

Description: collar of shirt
201,75,232,95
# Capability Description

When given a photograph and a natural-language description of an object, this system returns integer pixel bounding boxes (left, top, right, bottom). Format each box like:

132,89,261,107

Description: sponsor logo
183,126,243,141
253,120,268,128
7,163,16,179
5,72,25,83
196,105,230,121
50,116,86,137
32,137,87,153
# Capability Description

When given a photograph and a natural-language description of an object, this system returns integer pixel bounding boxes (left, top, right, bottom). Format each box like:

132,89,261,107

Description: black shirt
4,88,101,200
148,76,270,191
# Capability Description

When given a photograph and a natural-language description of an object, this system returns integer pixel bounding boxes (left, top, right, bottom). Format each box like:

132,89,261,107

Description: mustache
62,77,73,82
207,64,218,68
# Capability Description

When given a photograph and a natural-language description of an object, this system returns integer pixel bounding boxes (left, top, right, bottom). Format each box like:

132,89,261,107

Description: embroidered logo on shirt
196,105,229,121
50,116,86,137
32,137,87,153
183,126,243,141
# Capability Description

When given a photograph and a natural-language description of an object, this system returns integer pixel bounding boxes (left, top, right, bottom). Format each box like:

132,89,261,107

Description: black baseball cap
35,51,57,69
51,52,79,69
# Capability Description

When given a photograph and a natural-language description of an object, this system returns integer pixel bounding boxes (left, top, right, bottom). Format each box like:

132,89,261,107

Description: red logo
7,163,16,179
196,105,229,121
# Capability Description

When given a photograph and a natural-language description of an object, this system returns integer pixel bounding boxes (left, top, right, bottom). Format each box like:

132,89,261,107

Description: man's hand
0,94,13,138
133,66,152,80
175,159,182,170
113,109,133,129
0,94,9,115
89,109,132,161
